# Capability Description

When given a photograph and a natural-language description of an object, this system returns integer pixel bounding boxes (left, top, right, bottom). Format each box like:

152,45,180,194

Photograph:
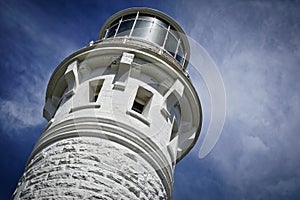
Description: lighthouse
12,8,201,199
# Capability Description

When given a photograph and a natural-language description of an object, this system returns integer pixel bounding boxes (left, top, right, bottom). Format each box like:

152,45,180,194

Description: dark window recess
167,96,181,142
94,94,99,102
131,87,153,114
170,119,179,141
90,79,104,102
166,93,181,123
132,101,144,114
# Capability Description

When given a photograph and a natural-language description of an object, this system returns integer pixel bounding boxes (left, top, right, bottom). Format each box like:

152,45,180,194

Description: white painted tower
13,8,201,199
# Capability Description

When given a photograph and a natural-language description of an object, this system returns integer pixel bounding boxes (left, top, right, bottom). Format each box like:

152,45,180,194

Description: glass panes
148,23,167,46
132,20,152,38
153,18,168,29
165,32,178,56
132,17,168,46
106,23,118,38
175,45,184,64
110,18,121,27
138,15,154,21
116,20,134,37
122,13,137,21
103,14,186,67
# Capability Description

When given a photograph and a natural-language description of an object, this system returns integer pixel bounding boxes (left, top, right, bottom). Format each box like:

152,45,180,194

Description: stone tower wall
13,137,167,199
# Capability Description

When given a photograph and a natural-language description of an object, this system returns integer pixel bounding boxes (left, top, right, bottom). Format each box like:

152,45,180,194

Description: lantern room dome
98,7,190,69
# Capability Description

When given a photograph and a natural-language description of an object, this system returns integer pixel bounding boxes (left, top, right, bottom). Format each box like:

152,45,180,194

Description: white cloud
0,0,80,131
210,38,300,199
174,0,300,199
0,98,44,130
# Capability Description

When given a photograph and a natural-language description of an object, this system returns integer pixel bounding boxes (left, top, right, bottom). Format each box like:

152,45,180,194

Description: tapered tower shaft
12,8,201,199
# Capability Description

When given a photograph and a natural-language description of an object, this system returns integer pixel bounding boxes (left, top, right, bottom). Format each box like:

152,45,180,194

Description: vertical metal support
182,52,188,67
114,17,123,37
174,38,181,58
129,12,139,37
149,17,155,33
162,25,170,49
104,29,109,39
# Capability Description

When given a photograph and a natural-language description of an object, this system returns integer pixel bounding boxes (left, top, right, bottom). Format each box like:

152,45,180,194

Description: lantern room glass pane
122,13,137,21
132,20,152,38
165,32,178,56
175,45,184,64
153,18,168,29
106,23,118,38
103,14,187,67
116,20,134,37
148,23,167,46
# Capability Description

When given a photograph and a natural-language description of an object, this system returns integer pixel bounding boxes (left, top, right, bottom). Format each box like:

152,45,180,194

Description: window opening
168,101,181,142
132,87,153,114
170,119,179,141
132,101,144,114
90,79,104,102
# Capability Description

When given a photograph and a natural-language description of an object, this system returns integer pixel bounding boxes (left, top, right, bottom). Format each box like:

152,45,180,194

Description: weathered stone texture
13,137,167,199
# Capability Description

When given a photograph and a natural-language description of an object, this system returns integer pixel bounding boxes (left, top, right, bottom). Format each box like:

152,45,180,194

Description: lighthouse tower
13,8,201,199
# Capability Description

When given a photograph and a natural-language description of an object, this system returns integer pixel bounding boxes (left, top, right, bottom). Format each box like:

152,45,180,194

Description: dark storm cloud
173,1,300,199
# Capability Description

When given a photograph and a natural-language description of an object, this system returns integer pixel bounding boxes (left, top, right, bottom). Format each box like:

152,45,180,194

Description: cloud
0,0,80,131
173,1,300,199
0,98,44,130
0,0,299,199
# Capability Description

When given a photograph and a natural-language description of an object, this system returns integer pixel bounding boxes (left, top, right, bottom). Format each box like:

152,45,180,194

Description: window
89,79,104,102
175,44,184,64
168,102,181,142
132,87,153,114
148,23,167,46
116,20,134,37
165,29,179,57
166,93,181,142
106,24,118,38
132,19,152,38
122,13,137,21
132,101,144,113
170,118,179,141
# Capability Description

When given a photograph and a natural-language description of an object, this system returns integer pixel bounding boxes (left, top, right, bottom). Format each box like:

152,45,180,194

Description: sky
0,0,300,199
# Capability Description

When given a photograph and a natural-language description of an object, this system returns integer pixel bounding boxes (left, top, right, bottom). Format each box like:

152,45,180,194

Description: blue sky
0,0,300,199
